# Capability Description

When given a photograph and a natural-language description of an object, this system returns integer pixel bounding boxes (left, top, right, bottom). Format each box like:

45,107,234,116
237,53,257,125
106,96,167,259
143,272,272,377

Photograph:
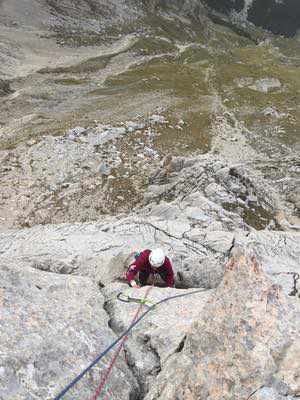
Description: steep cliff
204,0,300,36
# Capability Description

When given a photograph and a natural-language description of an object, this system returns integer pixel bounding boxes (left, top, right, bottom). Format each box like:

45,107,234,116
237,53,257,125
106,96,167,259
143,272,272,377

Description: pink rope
90,286,153,400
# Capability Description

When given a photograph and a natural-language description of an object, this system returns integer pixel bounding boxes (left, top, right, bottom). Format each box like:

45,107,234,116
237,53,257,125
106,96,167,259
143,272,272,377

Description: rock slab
145,253,300,400
0,263,138,400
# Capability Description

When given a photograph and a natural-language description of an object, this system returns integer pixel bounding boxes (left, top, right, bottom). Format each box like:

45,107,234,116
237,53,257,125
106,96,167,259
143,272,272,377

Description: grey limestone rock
103,283,212,394
1,214,299,296
249,78,282,93
145,253,300,400
235,230,300,297
0,263,139,400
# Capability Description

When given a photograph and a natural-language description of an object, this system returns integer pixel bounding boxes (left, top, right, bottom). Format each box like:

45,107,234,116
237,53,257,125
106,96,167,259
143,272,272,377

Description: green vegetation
38,54,113,74
130,37,177,56
2,15,299,169
177,45,211,64
103,57,209,98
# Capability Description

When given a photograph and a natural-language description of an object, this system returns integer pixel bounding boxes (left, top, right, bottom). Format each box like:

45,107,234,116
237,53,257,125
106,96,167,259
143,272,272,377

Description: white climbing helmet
149,248,165,268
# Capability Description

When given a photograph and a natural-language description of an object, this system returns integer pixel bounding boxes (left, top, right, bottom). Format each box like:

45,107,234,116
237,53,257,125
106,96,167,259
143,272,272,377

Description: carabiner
117,292,155,306
117,292,131,303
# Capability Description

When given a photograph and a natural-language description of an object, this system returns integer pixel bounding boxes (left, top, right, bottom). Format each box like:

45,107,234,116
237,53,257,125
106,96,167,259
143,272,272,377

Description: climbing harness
54,287,207,399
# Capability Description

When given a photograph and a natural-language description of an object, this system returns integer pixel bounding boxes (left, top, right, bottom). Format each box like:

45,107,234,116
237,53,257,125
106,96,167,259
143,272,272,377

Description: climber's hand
130,280,140,289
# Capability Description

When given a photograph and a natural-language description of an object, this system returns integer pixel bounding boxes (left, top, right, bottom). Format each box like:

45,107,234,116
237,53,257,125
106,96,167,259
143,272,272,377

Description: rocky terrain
145,252,300,400
0,0,299,399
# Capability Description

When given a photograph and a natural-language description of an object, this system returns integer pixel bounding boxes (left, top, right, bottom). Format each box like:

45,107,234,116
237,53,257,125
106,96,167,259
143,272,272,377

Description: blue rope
54,288,206,399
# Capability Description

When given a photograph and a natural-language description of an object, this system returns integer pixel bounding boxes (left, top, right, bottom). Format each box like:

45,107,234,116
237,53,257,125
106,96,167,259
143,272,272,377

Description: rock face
236,230,300,296
103,283,212,396
247,0,300,37
146,155,280,231
145,253,300,400
0,208,299,296
0,216,232,290
204,0,300,36
0,263,139,400
0,222,300,400
1,0,299,38
0,1,299,399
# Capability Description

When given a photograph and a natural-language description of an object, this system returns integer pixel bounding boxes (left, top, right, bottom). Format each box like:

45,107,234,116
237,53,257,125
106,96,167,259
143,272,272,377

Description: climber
126,248,174,288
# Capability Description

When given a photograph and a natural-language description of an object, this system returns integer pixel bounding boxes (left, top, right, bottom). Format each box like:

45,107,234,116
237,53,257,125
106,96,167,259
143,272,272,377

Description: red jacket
126,249,174,287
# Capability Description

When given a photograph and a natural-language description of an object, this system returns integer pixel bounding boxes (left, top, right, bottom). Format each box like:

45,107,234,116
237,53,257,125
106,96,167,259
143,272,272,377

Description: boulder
249,78,282,93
